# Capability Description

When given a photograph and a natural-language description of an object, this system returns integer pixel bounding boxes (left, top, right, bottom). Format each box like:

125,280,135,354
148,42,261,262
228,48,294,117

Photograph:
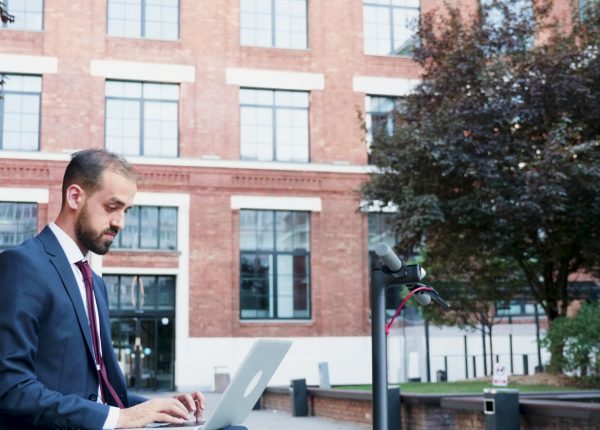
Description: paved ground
144,392,369,430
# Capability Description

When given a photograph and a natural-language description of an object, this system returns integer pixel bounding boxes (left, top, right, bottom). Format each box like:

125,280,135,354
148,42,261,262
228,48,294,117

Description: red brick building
0,0,580,391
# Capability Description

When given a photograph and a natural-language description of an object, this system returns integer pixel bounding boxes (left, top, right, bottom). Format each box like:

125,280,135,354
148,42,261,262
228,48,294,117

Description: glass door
110,316,175,391
106,274,176,392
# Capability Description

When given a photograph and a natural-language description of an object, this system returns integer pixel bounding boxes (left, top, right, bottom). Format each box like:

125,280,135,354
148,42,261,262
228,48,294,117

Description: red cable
385,286,433,335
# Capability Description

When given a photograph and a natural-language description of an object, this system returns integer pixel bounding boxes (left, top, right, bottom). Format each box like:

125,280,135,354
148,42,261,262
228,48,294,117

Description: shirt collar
48,222,89,264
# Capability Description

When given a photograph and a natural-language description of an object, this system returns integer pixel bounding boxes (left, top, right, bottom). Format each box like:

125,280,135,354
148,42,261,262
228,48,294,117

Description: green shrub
541,303,600,376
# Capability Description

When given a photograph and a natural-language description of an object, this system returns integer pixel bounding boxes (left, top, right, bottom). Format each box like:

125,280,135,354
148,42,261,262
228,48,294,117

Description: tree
363,0,600,371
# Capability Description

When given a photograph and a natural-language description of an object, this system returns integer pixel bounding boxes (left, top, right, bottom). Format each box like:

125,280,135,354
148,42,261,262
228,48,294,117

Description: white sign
492,363,509,386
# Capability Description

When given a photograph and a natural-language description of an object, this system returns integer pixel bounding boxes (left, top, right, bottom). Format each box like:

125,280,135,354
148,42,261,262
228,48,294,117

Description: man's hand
116,397,192,428
174,391,206,422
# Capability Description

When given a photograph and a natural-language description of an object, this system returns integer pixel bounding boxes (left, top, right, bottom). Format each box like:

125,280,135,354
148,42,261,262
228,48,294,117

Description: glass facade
105,80,179,157
0,74,41,151
240,0,307,49
240,210,310,319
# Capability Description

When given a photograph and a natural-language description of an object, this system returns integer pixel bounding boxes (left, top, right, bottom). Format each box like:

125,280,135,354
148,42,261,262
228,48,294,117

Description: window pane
157,276,175,309
240,210,310,319
119,275,137,309
105,81,178,157
103,274,175,311
240,0,307,49
117,206,140,248
1,75,42,151
159,207,177,250
140,207,159,248
240,89,308,162
113,205,177,251
363,1,419,56
104,275,121,310
0,202,37,249
240,253,273,318
2,0,44,30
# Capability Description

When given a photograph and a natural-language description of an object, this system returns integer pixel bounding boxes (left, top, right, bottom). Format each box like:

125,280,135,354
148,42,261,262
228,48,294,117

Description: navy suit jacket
0,226,146,429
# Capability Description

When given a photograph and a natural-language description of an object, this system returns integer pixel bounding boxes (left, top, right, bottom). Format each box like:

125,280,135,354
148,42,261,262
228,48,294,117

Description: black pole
444,355,448,379
464,335,469,379
509,334,514,374
534,304,542,371
509,315,514,374
481,322,488,376
371,269,389,430
472,355,477,378
425,319,431,383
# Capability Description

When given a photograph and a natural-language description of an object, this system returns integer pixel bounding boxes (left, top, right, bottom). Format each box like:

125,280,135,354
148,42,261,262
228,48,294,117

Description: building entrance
110,316,175,391
104,274,177,391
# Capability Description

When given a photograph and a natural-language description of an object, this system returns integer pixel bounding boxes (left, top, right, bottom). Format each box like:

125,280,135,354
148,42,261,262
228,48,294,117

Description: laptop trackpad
146,420,205,428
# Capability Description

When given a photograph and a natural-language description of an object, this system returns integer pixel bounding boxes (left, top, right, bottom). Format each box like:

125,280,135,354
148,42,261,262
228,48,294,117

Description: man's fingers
176,393,196,412
154,412,186,424
163,398,190,418
192,391,206,410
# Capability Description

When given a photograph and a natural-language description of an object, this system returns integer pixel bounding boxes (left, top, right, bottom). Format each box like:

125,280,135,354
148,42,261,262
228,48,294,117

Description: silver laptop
144,338,292,430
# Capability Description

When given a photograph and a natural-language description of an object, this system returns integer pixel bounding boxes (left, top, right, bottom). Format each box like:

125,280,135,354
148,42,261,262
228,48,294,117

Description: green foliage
541,303,600,375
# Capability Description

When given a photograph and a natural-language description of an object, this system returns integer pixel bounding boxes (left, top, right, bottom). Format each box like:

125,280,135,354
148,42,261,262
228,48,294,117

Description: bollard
483,388,519,430
319,362,331,389
290,379,308,417
522,355,529,375
387,387,401,430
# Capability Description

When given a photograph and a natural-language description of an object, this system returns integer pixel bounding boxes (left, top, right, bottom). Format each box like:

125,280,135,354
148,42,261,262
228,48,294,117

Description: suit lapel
38,226,96,364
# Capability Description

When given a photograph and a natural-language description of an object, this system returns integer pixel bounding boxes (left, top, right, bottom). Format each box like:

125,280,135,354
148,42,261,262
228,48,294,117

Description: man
0,149,244,429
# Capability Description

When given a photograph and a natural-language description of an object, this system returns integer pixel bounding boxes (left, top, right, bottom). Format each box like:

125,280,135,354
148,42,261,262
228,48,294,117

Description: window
481,0,533,32
495,299,544,317
105,80,179,157
1,0,43,31
0,74,41,151
579,0,598,21
240,210,310,319
107,0,179,40
363,0,419,56
0,202,37,250
365,96,404,163
240,88,309,162
104,274,175,311
112,206,177,250
240,0,307,49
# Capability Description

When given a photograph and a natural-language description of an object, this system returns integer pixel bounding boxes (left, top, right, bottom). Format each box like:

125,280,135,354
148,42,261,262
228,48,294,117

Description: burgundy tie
75,260,125,409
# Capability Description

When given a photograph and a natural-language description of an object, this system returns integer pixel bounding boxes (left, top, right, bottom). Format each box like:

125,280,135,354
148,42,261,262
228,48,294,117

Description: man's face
75,171,137,255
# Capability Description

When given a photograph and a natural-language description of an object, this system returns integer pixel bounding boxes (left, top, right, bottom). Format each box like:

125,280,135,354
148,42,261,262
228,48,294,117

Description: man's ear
65,184,85,210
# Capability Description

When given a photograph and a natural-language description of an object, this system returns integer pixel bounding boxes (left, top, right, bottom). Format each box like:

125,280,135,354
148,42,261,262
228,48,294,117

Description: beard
75,203,118,255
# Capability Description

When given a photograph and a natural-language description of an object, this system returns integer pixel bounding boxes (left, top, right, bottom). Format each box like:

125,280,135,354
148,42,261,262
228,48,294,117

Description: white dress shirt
48,223,120,429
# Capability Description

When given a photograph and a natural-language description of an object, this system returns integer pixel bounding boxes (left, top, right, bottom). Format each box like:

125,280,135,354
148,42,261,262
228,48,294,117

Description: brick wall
261,388,600,430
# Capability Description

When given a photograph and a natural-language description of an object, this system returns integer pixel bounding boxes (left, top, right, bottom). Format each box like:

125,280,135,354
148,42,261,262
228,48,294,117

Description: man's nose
111,212,126,230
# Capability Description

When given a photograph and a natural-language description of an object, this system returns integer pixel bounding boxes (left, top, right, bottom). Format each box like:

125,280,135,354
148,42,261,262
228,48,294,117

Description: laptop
142,338,292,430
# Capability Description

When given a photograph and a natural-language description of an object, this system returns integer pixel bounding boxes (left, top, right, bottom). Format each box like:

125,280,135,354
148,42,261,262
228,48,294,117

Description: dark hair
61,149,137,206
